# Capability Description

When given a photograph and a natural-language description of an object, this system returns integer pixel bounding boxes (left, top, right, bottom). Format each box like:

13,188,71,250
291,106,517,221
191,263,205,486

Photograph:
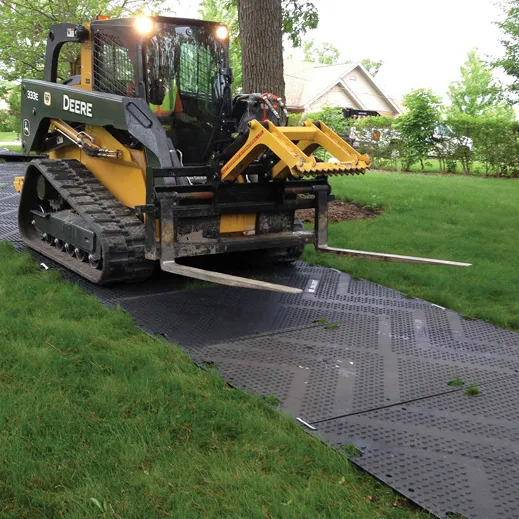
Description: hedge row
352,115,519,177
293,108,519,177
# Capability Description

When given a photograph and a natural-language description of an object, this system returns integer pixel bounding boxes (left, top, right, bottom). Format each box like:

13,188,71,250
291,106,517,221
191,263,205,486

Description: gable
284,59,401,115
341,67,399,115
306,82,362,112
284,59,354,110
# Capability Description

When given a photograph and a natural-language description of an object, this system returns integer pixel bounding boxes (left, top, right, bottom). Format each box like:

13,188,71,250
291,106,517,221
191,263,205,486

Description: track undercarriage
19,159,154,284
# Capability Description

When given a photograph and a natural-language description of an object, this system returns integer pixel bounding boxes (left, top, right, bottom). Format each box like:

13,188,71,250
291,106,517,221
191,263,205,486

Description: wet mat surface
2,162,519,519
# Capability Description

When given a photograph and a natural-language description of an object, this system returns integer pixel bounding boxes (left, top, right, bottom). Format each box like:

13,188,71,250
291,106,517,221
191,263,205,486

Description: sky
164,0,506,105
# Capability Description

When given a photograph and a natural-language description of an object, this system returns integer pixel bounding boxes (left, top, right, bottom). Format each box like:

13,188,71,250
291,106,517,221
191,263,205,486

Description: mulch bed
297,200,382,223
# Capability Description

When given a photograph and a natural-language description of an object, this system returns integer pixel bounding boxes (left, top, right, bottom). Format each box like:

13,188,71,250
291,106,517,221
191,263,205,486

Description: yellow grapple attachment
14,177,24,193
220,119,371,181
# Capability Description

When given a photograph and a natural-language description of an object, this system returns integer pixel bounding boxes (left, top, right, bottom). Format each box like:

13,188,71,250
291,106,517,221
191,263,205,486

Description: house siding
306,84,360,112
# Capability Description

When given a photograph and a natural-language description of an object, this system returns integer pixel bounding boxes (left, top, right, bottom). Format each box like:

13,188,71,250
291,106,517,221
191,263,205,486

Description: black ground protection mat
2,163,519,519
315,375,519,519
192,322,519,423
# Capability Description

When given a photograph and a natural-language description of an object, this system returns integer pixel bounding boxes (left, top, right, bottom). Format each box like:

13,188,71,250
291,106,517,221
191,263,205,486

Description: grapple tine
221,119,371,181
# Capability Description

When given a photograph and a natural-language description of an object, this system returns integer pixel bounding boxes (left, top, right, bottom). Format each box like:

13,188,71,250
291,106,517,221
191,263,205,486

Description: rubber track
20,159,154,284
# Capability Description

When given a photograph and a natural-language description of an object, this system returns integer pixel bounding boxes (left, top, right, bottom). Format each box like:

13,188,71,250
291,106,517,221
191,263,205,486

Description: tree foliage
298,40,383,81
301,106,349,135
0,0,163,82
495,0,519,101
361,59,383,77
200,0,318,49
302,40,340,65
448,48,513,119
446,114,519,176
343,111,519,177
0,80,19,133
351,115,402,167
281,0,319,47
6,85,21,132
199,0,242,88
395,89,442,171
288,106,348,160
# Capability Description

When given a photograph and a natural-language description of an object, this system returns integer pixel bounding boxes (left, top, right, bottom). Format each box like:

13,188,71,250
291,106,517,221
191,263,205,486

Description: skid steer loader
14,16,470,294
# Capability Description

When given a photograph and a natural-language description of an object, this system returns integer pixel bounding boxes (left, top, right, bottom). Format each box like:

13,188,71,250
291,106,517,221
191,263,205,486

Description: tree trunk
238,0,285,99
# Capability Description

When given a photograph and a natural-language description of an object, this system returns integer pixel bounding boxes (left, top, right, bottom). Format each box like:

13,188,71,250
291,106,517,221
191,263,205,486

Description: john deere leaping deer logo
22,119,30,137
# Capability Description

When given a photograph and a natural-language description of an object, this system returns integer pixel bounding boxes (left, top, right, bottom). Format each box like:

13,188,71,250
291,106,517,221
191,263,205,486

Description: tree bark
237,0,285,100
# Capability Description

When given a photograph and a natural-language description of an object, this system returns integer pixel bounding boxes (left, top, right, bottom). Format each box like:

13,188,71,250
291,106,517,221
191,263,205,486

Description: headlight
216,25,229,40
135,16,154,35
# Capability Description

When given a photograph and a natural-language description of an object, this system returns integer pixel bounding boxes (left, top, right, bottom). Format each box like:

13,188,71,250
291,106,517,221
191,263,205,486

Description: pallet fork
166,119,470,293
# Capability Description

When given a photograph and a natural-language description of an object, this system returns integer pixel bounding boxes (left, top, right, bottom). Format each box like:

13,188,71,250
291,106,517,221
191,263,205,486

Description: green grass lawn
374,159,488,175
407,159,488,175
303,172,519,331
370,158,492,175
0,145,22,153
0,242,430,519
0,131,18,143
0,131,21,153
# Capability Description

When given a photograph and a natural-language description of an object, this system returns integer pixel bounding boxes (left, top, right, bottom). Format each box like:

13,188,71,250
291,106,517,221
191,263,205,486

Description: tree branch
3,0,58,21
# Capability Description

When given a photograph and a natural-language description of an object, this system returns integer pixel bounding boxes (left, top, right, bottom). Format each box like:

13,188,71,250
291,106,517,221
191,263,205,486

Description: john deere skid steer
15,16,470,293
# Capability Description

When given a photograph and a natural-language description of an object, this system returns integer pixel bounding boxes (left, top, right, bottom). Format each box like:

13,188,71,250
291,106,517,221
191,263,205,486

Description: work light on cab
216,25,229,40
135,16,153,35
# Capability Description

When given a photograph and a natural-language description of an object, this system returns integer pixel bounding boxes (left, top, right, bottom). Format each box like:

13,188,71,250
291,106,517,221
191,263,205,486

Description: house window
349,74,357,81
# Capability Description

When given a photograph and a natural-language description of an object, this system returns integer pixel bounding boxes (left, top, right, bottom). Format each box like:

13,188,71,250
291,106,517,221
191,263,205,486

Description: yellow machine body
49,126,146,208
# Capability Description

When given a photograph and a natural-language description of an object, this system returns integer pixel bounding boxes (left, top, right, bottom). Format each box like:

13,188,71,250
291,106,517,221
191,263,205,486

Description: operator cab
90,16,232,164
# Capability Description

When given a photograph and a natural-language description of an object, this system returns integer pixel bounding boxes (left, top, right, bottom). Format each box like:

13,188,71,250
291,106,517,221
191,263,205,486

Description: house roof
284,59,401,115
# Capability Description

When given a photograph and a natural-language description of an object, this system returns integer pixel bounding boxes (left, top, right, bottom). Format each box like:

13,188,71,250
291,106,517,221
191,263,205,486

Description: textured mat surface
2,162,519,519
315,375,519,519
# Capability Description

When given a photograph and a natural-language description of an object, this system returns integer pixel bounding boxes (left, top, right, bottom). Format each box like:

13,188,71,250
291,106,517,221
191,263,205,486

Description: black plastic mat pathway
2,162,519,519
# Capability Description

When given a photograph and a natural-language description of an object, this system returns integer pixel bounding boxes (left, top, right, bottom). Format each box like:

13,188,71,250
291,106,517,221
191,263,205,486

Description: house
284,60,401,117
